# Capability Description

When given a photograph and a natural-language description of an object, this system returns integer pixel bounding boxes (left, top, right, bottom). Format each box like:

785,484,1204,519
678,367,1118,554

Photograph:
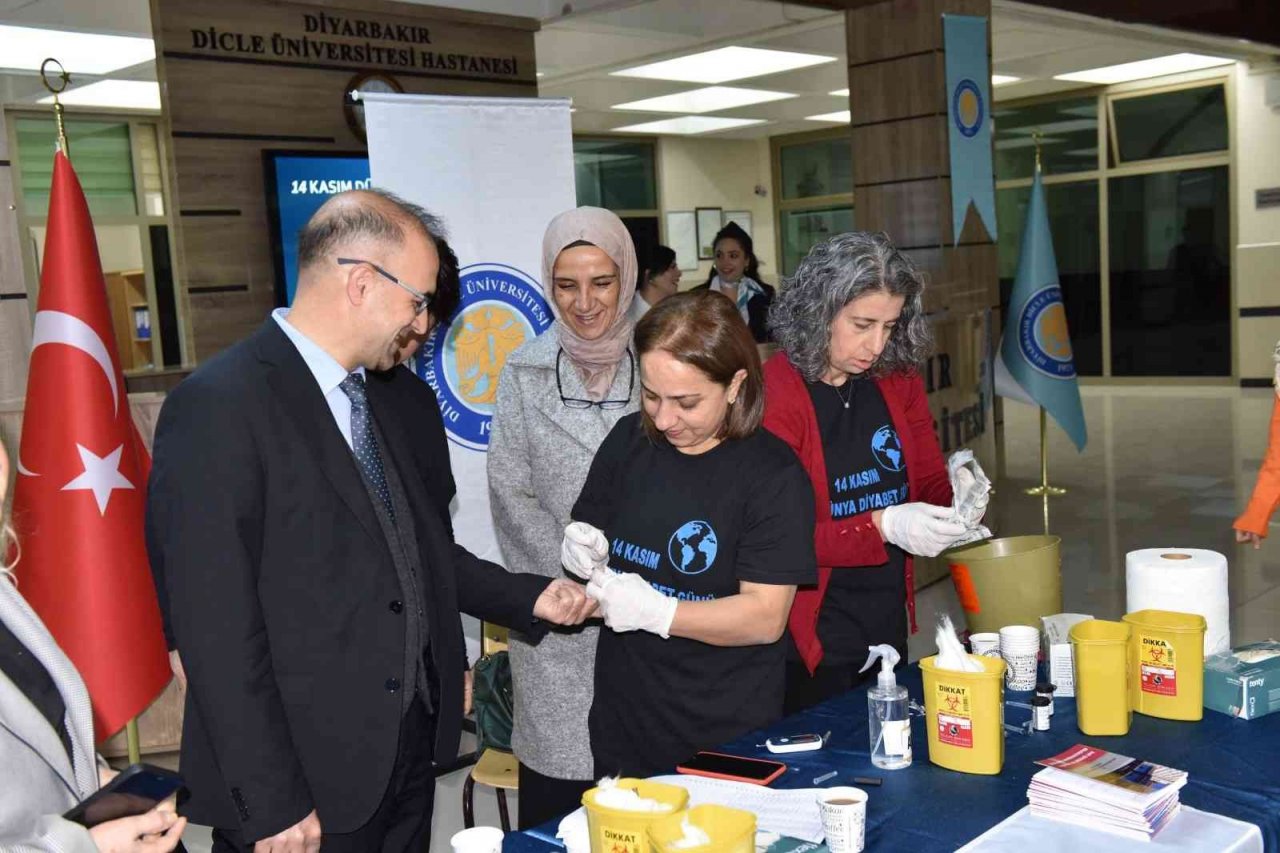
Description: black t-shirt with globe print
805,375,910,667
573,412,817,778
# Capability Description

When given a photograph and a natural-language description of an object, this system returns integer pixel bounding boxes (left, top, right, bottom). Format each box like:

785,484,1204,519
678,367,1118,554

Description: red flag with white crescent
10,150,170,742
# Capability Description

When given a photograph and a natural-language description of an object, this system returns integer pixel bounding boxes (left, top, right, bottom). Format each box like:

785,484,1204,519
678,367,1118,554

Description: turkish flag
11,150,170,742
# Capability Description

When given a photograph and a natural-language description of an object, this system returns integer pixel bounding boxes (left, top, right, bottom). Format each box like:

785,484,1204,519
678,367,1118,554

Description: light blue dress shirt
271,307,364,451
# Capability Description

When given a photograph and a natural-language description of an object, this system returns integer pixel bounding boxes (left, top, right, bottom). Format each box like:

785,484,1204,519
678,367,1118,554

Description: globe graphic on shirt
871,425,904,472
667,520,719,575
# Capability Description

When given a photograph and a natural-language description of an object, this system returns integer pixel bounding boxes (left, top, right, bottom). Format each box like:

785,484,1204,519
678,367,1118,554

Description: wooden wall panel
852,116,947,186
849,53,943,127
856,178,948,250
150,0,538,364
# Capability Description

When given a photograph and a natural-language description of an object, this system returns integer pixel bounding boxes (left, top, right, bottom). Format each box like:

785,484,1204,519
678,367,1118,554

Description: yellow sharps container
1122,609,1206,721
919,654,1005,774
582,780,689,853
648,805,756,853
1069,619,1132,735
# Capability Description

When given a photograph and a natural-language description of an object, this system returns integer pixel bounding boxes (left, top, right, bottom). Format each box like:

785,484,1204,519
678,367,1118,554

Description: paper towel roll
1125,549,1230,655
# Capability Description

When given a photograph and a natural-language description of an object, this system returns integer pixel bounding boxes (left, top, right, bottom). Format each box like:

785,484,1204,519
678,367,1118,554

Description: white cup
451,826,504,853
999,625,1039,650
1004,654,1038,690
817,787,868,853
970,632,1000,657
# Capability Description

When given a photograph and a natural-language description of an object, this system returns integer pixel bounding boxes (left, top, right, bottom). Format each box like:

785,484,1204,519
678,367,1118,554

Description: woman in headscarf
693,221,774,343
488,207,641,827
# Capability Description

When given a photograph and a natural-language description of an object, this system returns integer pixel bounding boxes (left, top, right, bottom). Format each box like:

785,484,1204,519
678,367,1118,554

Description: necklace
832,376,854,409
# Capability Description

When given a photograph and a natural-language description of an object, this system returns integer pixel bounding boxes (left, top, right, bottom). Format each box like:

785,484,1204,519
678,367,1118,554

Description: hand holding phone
64,764,185,828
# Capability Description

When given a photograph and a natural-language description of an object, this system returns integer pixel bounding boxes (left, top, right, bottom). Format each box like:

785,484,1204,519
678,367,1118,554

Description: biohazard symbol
1148,647,1166,663
945,696,962,712
611,844,630,853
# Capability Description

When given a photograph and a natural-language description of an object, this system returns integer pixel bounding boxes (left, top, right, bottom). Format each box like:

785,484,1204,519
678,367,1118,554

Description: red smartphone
675,751,787,786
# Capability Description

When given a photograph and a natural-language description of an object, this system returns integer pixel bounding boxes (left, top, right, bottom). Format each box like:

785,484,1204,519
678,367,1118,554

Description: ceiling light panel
805,110,851,123
0,24,154,75
829,88,850,97
1054,53,1233,85
992,75,1021,86
613,86,794,114
612,116,767,135
612,46,835,85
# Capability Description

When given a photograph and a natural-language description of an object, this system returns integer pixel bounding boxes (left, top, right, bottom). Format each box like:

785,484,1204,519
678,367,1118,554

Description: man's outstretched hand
533,578,599,626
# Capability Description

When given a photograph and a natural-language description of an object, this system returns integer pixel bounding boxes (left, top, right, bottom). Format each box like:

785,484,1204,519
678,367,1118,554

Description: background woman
694,222,774,343
764,232,975,713
1234,340,1280,549
632,244,681,323
0,438,187,852
568,290,816,778
488,207,640,827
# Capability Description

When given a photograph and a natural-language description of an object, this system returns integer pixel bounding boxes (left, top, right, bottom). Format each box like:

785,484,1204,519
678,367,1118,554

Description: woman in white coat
0,438,186,852
488,207,640,827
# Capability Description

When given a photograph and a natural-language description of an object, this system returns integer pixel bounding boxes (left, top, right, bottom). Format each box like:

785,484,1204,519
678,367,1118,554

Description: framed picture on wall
722,210,752,237
665,211,699,271
696,207,723,259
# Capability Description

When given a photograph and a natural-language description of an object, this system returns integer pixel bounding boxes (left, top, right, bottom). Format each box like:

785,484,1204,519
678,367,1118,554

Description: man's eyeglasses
337,257,434,317
557,348,634,411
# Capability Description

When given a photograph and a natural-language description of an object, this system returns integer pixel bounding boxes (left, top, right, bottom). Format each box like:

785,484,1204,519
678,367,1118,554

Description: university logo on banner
1017,285,1076,380
952,79,985,139
414,262,552,450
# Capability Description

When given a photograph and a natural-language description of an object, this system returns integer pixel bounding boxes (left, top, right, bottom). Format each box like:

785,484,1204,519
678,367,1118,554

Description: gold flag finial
40,58,71,156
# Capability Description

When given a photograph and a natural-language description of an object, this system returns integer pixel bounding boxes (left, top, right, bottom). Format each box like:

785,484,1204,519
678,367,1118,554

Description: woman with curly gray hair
764,231,973,713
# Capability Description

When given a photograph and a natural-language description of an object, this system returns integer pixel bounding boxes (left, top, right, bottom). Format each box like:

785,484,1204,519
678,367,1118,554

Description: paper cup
451,827,504,853
999,625,1039,650
1003,652,1038,690
817,787,868,853
970,632,1000,657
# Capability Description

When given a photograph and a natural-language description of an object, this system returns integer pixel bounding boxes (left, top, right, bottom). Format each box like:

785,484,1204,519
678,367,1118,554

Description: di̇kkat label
936,682,973,748
1140,635,1178,696
602,826,642,853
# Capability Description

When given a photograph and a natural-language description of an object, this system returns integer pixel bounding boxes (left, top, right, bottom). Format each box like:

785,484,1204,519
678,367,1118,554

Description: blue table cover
504,664,1280,852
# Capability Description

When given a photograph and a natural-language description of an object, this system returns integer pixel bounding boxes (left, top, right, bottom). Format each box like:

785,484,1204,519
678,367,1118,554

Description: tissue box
1204,641,1280,720
1040,613,1093,697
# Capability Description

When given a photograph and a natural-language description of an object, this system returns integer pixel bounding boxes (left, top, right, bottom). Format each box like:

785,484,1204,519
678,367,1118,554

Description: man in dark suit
147,189,594,852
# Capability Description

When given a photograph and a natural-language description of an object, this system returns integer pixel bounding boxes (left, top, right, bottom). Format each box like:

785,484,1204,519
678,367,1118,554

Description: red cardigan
763,353,953,674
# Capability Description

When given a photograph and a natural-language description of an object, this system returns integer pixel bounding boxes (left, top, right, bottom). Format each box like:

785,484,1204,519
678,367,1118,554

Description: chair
462,622,519,831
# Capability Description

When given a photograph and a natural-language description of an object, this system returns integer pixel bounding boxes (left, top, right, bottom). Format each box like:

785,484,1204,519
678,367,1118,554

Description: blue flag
944,14,997,244
995,169,1088,451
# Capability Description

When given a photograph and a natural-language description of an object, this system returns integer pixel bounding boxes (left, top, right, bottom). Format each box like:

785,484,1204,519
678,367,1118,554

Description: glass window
16,118,138,216
1108,166,1230,376
780,206,854,276
994,97,1098,181
1112,85,1227,163
136,123,166,217
996,181,1102,376
574,138,657,210
780,137,852,201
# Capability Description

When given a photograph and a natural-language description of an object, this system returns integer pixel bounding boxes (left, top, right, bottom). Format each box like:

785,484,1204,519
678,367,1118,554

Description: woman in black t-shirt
568,290,817,778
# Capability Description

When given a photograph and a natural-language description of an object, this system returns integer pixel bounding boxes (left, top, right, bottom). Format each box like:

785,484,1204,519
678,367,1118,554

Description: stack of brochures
1027,745,1188,841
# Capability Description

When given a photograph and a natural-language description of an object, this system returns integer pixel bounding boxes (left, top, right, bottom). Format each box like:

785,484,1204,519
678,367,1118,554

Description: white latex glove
879,502,970,558
561,522,608,581
585,569,678,639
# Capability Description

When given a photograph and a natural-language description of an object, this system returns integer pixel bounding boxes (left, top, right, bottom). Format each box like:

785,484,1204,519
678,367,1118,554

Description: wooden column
846,0,999,587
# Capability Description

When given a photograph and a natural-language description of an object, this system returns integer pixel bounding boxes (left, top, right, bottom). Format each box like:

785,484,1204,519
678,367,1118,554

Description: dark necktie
339,373,394,520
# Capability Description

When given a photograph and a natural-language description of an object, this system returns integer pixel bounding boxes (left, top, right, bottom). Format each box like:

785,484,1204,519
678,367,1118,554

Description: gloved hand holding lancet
561,521,609,580
879,502,970,557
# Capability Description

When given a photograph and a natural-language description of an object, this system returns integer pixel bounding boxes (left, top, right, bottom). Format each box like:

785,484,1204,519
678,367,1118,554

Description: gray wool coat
488,326,638,780
0,577,101,853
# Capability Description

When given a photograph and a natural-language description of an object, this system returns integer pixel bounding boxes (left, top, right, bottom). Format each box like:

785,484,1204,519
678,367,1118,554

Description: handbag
471,650,514,754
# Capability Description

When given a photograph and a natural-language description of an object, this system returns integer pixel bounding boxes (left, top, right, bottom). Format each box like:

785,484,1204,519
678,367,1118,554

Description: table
505,665,1280,852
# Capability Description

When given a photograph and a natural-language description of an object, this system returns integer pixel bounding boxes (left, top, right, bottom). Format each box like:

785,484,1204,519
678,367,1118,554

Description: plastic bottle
858,644,912,769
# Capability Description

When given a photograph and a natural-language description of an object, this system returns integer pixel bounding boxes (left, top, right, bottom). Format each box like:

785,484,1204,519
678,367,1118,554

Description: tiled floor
179,384,1280,851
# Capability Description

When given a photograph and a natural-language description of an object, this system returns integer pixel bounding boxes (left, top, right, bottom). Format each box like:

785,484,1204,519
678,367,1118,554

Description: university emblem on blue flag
944,15,997,244
995,169,1088,451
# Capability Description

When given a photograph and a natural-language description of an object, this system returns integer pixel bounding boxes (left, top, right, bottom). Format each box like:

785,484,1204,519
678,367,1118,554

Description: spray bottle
859,644,912,769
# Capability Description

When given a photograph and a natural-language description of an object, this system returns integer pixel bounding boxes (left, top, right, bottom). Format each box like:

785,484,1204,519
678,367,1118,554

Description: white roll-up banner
364,94,576,659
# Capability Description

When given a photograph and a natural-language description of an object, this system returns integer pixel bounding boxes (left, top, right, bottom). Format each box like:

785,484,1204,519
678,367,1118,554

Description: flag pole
39,58,71,154
1021,134,1066,513
42,56,146,767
